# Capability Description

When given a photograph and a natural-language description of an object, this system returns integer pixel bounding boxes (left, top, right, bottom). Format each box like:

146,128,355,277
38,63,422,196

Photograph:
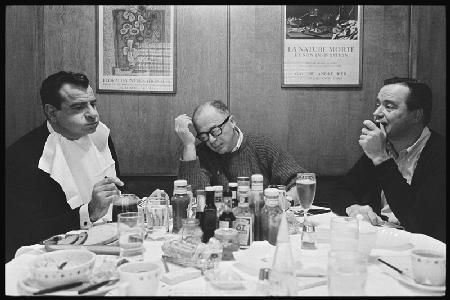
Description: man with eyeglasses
174,100,307,202
330,77,446,242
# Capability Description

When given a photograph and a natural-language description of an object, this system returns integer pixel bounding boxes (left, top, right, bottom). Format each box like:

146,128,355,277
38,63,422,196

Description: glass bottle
213,185,224,218
270,212,296,296
250,174,265,241
229,182,238,208
232,185,254,249
277,185,287,211
180,218,203,245
195,189,205,226
171,179,190,234
201,186,217,243
218,189,236,228
261,188,283,246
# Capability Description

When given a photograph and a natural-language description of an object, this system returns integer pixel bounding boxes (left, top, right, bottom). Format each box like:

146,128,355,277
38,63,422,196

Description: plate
382,268,445,293
17,255,121,296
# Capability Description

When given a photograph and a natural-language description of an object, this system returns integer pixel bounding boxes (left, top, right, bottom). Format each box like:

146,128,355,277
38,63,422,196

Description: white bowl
30,250,96,288
375,227,411,248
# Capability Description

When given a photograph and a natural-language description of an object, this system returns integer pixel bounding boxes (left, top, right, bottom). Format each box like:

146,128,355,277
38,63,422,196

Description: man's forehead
59,84,95,102
194,106,225,125
377,84,409,101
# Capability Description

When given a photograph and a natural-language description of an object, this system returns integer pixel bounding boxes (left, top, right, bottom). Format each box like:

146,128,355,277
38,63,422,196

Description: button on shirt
380,127,431,224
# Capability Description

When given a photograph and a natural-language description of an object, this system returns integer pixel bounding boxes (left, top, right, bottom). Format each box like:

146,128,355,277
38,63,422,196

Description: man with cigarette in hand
331,77,446,242
5,71,124,262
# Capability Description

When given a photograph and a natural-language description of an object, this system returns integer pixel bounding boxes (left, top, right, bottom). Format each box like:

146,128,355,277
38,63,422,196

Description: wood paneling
5,6,44,147
411,6,446,136
5,5,445,177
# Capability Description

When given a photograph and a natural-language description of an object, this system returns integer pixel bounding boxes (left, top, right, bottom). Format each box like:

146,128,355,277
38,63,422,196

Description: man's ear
44,104,58,122
229,115,236,128
415,109,424,123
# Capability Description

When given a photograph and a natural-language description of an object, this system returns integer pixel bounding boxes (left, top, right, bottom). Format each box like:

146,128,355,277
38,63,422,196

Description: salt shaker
256,268,272,296
301,223,317,250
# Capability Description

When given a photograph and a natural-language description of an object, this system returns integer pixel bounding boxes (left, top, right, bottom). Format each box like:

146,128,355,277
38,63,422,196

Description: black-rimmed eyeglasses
196,115,230,142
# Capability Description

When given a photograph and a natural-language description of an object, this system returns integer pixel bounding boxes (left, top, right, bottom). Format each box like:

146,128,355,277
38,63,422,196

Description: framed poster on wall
97,5,176,93
282,5,363,87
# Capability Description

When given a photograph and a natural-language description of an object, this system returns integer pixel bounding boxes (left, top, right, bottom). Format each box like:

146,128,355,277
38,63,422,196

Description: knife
33,281,84,295
77,278,120,295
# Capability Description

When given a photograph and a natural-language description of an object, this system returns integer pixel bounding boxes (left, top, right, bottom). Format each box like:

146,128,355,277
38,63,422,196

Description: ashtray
204,269,245,290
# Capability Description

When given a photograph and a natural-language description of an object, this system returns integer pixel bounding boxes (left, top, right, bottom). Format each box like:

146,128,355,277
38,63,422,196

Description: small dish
382,267,445,293
204,269,245,290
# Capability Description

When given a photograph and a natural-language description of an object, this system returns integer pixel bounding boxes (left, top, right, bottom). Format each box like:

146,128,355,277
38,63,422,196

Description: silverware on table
377,258,414,280
33,281,84,295
77,278,120,295
161,255,170,273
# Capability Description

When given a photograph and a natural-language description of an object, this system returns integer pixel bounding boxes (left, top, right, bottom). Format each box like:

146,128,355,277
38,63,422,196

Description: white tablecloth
5,209,446,296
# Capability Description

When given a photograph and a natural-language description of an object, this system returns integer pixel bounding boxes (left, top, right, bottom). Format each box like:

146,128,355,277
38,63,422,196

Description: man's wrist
182,143,197,161
372,154,390,166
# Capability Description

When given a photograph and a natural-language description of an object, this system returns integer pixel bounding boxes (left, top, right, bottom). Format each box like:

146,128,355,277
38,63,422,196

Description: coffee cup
118,261,161,295
411,249,446,286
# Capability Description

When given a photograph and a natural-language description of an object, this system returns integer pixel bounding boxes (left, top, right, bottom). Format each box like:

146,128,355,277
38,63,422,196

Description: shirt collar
231,126,243,153
386,127,431,159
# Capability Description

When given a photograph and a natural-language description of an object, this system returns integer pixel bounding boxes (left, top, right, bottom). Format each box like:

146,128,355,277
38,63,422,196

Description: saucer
381,266,445,293
18,255,121,296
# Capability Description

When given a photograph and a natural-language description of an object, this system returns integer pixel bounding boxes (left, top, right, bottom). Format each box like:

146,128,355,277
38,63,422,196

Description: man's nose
373,105,383,117
207,133,217,143
85,104,98,120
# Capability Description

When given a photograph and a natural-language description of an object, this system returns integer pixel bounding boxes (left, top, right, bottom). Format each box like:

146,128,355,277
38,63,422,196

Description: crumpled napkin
139,189,170,207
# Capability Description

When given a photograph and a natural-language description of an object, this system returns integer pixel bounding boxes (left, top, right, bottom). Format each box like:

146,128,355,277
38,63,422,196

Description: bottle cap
174,179,187,187
264,188,279,197
228,182,238,188
259,268,271,280
213,185,223,191
302,224,315,233
205,186,215,192
251,174,263,182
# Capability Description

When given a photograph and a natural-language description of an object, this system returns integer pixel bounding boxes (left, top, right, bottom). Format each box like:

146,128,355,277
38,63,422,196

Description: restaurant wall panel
410,6,446,137
5,5,445,177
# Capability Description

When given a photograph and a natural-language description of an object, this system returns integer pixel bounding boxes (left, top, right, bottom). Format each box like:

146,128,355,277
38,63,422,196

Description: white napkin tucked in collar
38,121,117,210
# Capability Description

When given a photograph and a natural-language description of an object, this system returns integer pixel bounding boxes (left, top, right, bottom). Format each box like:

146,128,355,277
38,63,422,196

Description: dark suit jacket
330,130,446,242
5,122,120,262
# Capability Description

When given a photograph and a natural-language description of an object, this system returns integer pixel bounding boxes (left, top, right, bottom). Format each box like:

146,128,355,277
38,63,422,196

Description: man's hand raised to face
89,176,124,222
359,120,390,165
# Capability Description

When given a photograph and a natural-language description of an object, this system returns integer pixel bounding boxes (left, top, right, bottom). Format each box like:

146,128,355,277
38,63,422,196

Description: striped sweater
178,133,307,193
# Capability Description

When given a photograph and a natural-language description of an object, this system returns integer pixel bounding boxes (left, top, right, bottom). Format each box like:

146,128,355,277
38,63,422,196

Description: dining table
5,205,446,296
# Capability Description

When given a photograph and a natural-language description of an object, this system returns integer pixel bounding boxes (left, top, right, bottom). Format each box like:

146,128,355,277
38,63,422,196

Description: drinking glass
146,199,168,238
118,212,145,262
328,250,368,296
330,216,359,251
112,194,139,222
296,173,316,224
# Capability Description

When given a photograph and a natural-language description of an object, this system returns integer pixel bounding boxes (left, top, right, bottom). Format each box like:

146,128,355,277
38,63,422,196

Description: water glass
330,216,359,251
146,199,169,238
328,250,368,296
358,222,378,256
118,212,145,262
